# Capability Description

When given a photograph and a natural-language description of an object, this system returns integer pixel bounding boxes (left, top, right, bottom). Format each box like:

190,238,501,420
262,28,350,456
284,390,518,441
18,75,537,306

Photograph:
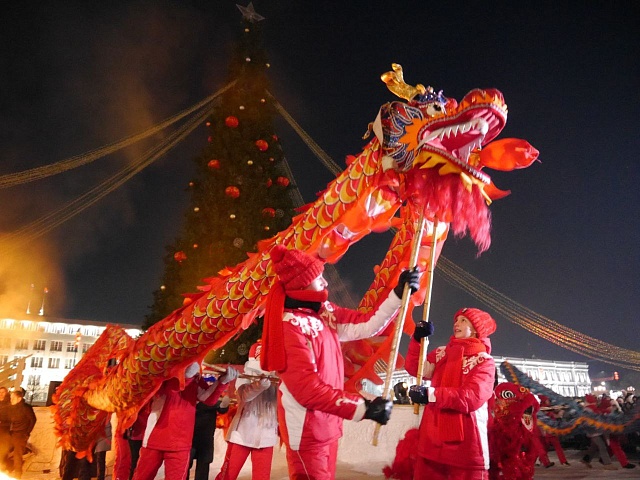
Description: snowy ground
16,406,638,479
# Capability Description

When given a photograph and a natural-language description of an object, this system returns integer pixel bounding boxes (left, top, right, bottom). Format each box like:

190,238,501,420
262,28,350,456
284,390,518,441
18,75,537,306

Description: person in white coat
215,340,278,480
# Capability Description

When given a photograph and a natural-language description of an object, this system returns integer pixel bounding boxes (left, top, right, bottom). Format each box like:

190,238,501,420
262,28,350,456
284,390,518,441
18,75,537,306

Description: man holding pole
261,245,420,480
406,307,497,480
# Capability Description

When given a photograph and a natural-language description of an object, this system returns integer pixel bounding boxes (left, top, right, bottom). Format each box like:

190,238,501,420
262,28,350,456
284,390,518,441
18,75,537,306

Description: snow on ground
18,406,638,479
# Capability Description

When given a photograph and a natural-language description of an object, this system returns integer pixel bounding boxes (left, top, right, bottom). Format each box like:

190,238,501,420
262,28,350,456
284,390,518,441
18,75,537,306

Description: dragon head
376,64,538,203
494,382,540,433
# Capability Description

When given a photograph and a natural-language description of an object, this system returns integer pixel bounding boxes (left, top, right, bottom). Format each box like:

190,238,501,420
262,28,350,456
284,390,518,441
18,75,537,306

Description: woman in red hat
406,307,497,480
261,245,420,480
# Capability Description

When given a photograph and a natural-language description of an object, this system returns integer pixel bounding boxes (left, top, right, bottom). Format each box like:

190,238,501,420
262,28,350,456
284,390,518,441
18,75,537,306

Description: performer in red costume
131,362,238,480
407,308,496,480
536,395,568,466
261,245,420,480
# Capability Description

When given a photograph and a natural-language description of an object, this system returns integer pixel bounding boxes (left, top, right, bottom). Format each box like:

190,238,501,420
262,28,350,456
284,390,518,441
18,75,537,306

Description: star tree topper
236,3,265,22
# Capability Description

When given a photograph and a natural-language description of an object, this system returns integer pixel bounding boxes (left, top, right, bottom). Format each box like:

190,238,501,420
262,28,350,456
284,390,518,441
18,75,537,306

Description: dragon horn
381,63,427,102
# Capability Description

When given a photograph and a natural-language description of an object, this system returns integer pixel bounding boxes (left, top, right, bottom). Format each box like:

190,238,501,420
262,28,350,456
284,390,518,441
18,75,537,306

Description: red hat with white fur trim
454,308,496,339
249,340,262,360
270,245,324,290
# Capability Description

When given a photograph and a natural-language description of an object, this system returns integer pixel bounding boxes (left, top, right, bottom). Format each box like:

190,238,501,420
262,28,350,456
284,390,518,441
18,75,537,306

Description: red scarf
436,337,487,443
261,281,328,372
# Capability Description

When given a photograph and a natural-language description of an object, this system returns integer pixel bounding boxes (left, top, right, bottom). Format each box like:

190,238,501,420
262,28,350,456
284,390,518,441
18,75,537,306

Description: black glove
413,321,434,342
409,385,429,405
364,397,393,425
393,268,421,298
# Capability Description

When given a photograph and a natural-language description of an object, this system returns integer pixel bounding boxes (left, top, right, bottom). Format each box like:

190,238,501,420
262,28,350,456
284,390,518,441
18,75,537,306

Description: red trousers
414,457,488,480
532,427,555,467
113,434,131,480
215,442,273,480
285,441,338,480
131,447,190,480
608,435,630,467
544,435,567,464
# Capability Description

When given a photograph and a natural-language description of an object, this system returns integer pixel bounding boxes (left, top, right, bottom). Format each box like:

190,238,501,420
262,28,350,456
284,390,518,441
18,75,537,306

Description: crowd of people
52,246,417,480
9,247,639,480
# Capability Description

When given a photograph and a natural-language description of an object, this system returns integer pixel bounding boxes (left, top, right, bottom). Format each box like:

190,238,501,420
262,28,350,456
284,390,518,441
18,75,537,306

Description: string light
436,256,640,371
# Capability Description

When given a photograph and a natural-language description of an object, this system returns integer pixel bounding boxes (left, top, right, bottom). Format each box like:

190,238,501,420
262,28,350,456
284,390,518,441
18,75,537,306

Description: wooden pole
413,217,439,415
372,210,427,445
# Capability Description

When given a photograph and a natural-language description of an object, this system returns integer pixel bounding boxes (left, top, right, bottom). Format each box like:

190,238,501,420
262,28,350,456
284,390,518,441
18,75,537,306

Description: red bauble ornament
225,186,240,198
255,139,269,152
262,207,276,218
174,251,187,263
276,176,290,187
266,178,273,188
225,116,239,128
272,134,279,142
208,159,221,169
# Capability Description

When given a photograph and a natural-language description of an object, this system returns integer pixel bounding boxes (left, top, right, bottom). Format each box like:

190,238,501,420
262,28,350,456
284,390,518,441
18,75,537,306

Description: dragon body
53,65,537,453
501,361,640,436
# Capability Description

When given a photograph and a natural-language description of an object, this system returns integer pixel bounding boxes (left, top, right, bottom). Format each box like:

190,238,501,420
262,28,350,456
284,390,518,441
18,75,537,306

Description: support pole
413,217,439,414
372,210,427,445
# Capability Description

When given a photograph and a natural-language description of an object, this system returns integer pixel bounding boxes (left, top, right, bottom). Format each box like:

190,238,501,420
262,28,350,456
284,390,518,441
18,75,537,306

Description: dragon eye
426,103,445,116
501,390,516,399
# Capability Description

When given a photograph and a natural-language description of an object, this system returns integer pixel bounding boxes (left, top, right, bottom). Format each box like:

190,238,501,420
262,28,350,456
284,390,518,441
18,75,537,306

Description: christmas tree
144,4,296,364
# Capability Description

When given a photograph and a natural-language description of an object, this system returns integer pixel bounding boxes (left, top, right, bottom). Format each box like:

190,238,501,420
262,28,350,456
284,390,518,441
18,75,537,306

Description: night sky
1,2,638,380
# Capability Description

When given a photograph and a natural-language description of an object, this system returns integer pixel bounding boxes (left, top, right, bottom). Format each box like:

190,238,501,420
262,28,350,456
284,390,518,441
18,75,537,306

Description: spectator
0,387,11,473
7,387,37,479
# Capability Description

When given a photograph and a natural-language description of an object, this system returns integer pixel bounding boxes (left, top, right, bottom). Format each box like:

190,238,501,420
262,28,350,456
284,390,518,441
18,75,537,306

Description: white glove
185,362,200,379
219,366,239,384
220,396,231,408
258,377,271,389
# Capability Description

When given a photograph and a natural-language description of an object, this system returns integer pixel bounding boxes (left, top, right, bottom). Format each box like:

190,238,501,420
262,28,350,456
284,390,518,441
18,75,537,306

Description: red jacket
405,338,495,470
277,292,401,450
142,375,227,451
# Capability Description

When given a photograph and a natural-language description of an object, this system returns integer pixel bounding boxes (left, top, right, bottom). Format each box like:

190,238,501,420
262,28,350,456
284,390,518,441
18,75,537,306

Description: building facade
0,315,142,404
366,355,592,400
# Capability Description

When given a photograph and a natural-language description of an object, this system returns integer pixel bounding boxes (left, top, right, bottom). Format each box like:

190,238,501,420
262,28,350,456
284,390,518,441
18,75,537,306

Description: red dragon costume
52,64,538,455
489,382,540,480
